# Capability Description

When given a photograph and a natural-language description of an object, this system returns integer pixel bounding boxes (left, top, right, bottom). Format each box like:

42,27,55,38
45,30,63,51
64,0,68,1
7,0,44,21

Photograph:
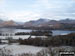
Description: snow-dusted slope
0,45,45,56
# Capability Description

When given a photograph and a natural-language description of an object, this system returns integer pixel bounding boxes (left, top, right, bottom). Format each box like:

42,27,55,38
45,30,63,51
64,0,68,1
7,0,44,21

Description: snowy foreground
0,44,74,56
0,44,47,56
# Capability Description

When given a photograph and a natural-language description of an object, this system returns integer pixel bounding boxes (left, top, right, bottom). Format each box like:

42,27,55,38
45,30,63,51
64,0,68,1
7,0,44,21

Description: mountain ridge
0,18,75,29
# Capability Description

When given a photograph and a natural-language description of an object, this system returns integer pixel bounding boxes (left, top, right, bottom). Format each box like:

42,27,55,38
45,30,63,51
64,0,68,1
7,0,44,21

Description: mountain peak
38,18,49,22
2,20,18,26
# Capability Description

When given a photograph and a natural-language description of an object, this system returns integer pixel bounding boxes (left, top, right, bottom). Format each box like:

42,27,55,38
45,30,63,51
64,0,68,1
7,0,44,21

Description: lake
0,28,75,36
17,29,75,36
14,29,75,36
52,30,75,36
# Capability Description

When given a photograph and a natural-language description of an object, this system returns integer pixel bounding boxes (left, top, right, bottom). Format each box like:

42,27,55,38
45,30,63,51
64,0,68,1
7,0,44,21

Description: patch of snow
0,35,47,39
0,44,8,49
1,45,45,55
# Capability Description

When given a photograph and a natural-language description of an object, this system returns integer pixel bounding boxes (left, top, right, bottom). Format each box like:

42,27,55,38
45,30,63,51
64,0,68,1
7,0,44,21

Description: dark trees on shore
18,33,75,47
15,30,52,36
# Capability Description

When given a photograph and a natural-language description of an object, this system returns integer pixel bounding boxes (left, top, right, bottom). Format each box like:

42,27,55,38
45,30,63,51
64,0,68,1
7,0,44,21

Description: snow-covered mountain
0,20,18,27
0,18,75,28
24,18,50,27
60,18,75,24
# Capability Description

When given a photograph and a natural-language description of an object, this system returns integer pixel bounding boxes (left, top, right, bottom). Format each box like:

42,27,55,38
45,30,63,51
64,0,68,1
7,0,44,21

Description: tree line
18,33,75,47
15,30,52,36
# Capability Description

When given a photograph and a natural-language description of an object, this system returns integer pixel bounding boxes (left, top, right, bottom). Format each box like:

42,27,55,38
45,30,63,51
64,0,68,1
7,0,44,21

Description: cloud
0,0,5,6
0,11,41,22
39,0,75,20
0,0,75,22
0,0,3,4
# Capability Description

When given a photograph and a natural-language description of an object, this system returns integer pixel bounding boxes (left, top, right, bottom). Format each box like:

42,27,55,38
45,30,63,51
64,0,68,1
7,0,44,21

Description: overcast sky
0,0,75,22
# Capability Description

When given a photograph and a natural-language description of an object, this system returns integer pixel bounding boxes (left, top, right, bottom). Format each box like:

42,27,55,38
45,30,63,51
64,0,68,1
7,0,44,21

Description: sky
0,0,75,22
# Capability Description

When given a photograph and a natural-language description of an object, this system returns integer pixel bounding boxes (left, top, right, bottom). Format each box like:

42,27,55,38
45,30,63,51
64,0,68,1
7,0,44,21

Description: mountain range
24,18,75,28
0,18,75,29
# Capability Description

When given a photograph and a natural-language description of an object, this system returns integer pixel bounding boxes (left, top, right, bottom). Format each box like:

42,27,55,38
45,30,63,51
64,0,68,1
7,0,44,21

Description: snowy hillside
0,45,46,56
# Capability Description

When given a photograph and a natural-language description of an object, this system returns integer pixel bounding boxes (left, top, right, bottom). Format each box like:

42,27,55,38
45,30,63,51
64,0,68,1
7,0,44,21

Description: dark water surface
0,28,75,36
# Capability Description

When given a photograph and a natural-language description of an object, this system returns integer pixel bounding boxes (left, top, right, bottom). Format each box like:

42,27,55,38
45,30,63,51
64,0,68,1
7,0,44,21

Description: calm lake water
52,30,75,36
0,28,75,36
14,29,75,36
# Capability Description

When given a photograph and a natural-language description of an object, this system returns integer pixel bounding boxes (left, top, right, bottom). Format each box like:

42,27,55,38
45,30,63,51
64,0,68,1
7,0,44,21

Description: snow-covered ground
0,35,31,39
0,44,46,56
0,44,8,49
0,35,47,39
0,45,74,56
